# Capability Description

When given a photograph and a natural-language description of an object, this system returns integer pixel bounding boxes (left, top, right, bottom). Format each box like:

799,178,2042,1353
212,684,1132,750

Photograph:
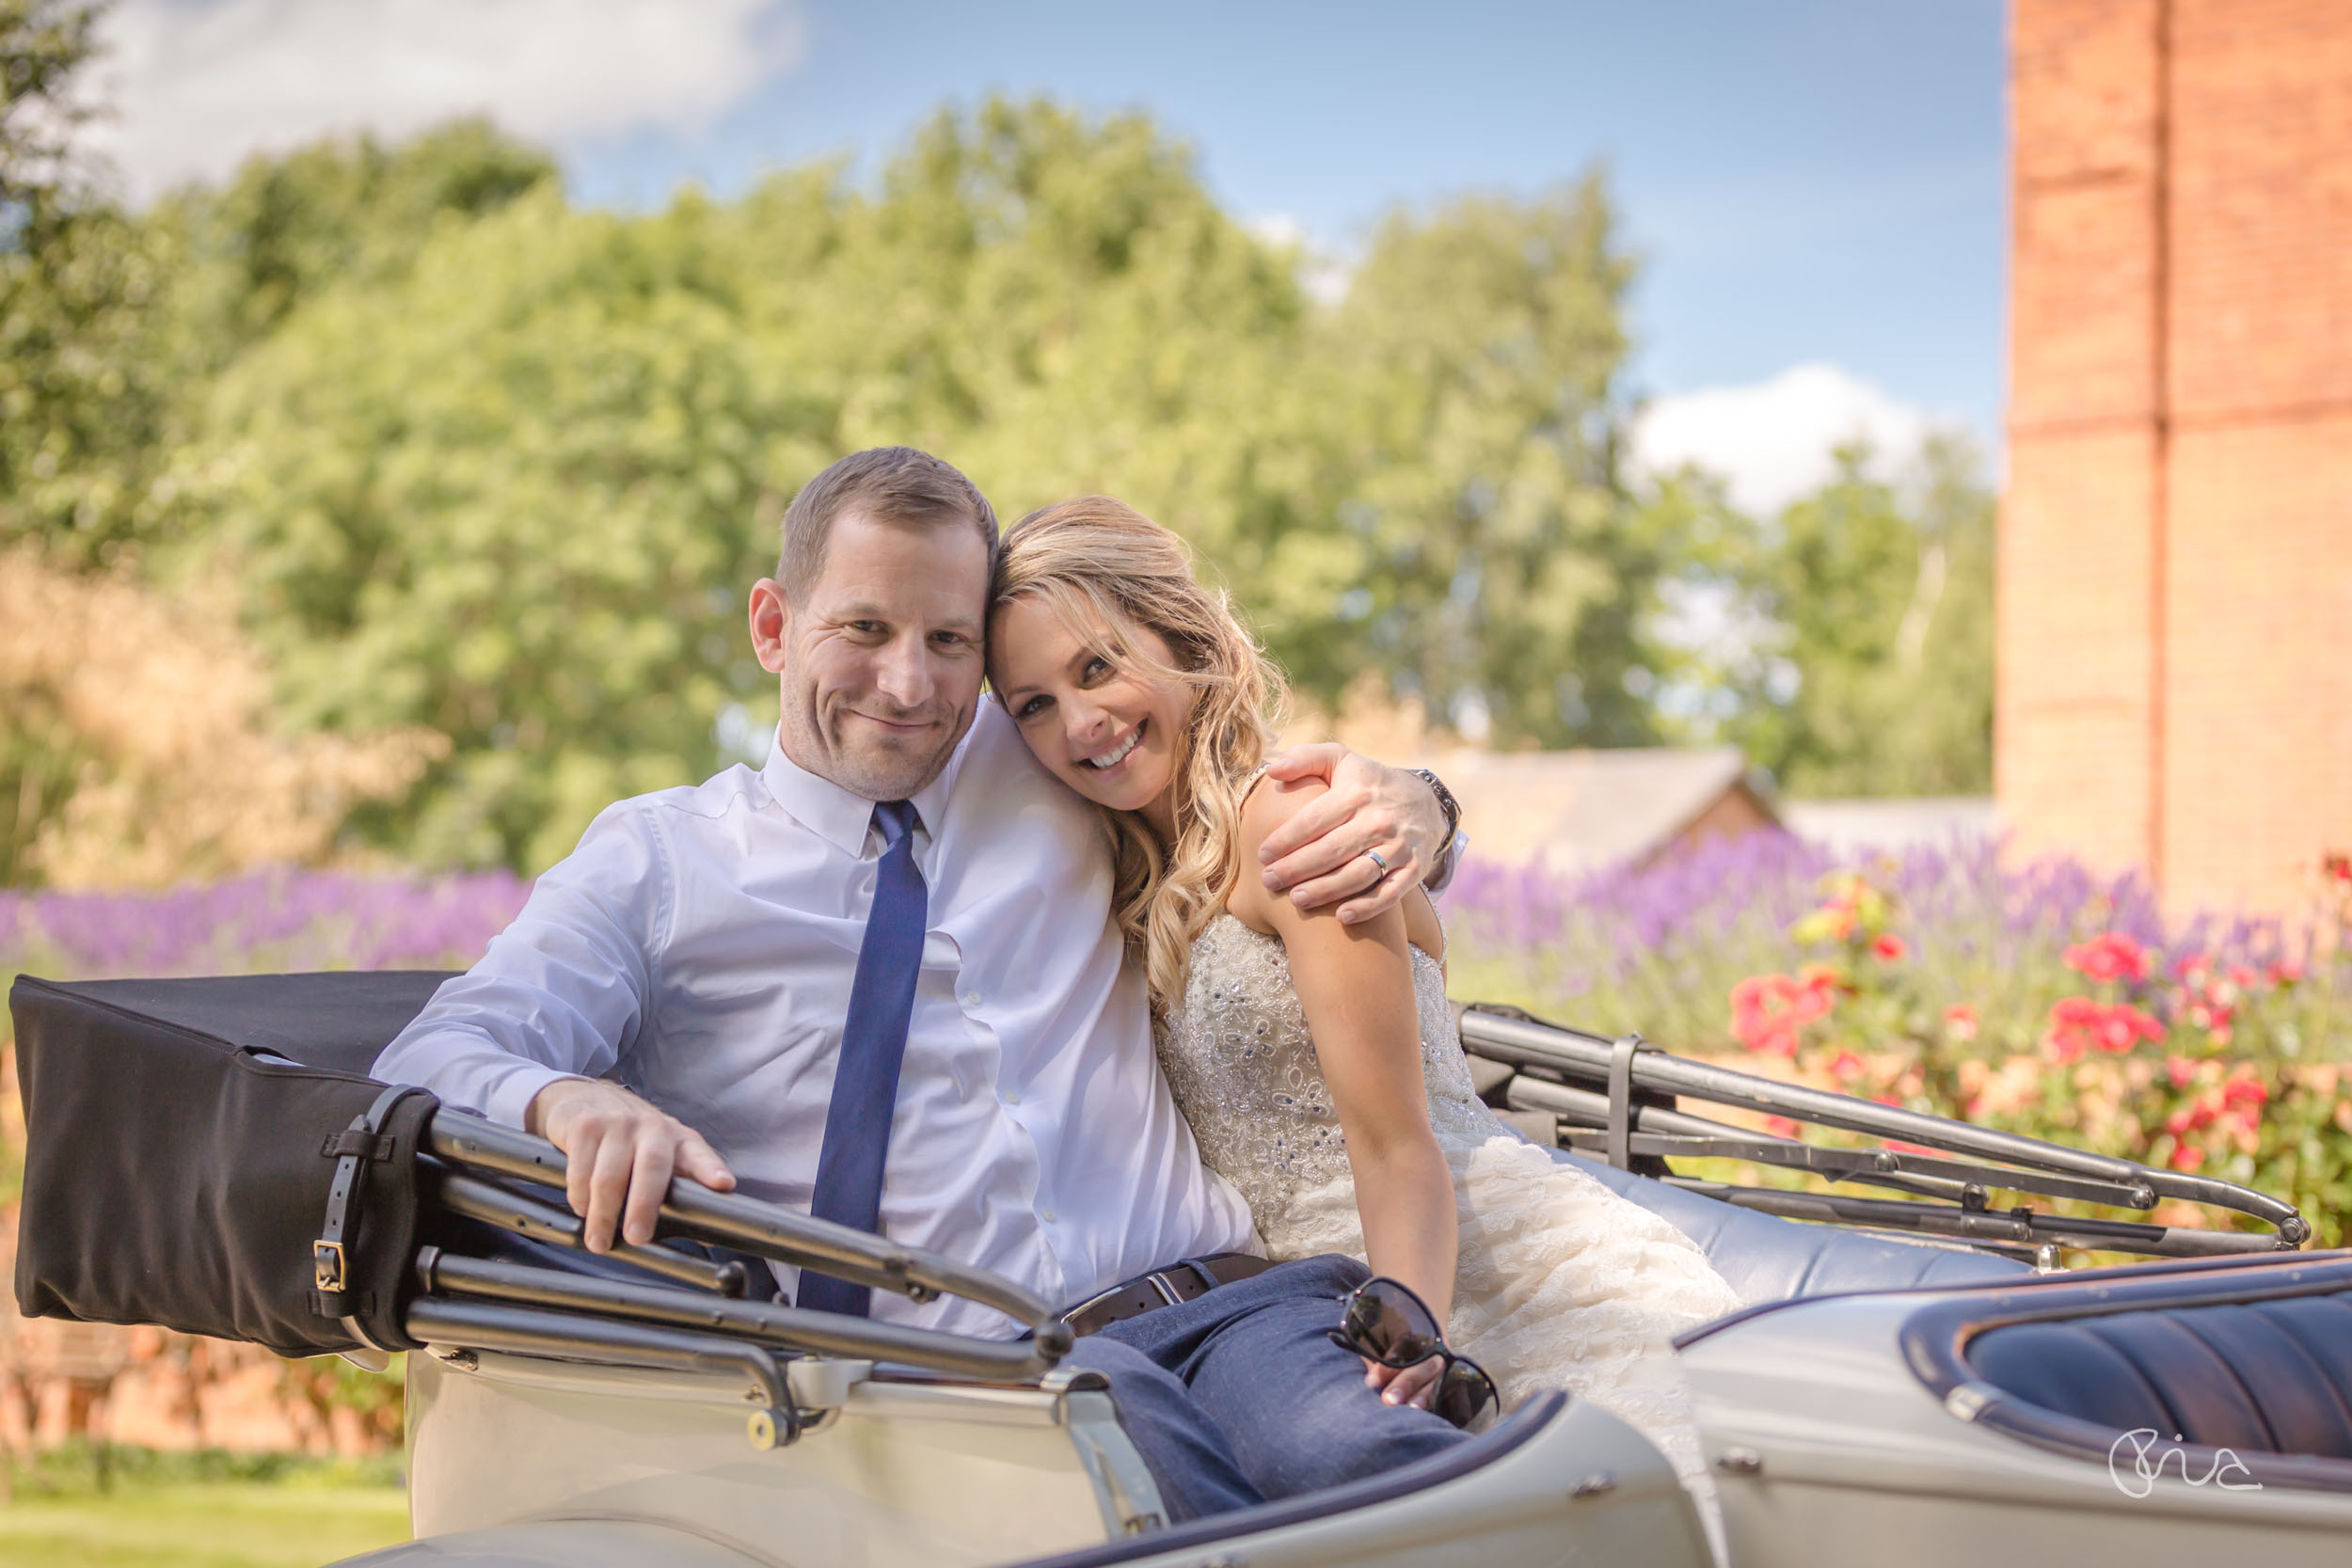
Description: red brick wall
2003,0,2352,913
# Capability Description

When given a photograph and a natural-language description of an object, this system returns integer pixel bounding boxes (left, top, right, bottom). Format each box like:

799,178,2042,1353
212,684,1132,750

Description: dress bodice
1153,912,1498,1227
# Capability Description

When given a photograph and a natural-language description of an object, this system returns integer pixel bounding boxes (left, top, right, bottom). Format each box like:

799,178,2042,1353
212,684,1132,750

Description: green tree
1,0,181,563
1309,175,1667,746
1708,436,1995,797
157,117,554,362
16,88,1691,875
182,101,1321,869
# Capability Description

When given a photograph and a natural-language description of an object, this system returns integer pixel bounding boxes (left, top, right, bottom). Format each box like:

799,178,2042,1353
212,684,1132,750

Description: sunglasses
1327,1275,1499,1430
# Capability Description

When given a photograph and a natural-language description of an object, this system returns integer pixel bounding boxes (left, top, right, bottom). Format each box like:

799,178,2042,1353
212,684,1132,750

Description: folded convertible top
8,971,453,1356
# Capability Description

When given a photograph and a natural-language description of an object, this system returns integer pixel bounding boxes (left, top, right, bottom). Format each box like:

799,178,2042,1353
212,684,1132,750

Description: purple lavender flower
1,868,532,982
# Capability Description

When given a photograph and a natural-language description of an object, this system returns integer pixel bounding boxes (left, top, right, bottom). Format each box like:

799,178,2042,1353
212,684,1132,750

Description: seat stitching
2172,1309,2286,1451
2232,1301,2352,1456
2263,1299,2352,1440
2091,1321,2201,1442
1790,1240,1831,1297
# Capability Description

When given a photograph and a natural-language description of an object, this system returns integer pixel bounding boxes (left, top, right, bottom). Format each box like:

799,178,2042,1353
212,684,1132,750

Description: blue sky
97,0,2007,505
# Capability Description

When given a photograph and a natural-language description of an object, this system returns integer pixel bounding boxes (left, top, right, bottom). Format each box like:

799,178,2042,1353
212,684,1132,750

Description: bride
986,495,1744,1555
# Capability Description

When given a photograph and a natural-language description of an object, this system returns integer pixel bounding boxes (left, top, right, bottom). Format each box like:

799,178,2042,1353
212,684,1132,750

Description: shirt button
1041,1208,1058,1224
962,991,982,1007
1003,1089,1021,1105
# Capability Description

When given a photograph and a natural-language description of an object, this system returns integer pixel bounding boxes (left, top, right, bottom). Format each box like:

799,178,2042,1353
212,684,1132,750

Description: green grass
0,1481,410,1568
0,1449,409,1568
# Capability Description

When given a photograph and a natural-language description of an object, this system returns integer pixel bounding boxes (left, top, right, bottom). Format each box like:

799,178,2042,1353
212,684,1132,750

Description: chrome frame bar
429,1164,748,1294
429,1105,1073,1345
418,1247,1063,1381
406,1295,802,1449
1461,1004,2309,1253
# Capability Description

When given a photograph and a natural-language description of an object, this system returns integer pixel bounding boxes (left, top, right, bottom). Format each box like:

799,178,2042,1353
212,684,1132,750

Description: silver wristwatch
1410,768,1469,893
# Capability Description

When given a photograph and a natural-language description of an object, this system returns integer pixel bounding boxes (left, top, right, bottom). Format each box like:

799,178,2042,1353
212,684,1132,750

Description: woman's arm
1231,776,1459,1339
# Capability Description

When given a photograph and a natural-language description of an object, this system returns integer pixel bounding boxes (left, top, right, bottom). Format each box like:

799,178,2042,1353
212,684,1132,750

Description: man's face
751,511,990,802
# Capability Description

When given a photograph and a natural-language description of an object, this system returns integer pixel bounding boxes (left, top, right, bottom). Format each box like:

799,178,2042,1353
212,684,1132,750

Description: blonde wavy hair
990,497,1289,1017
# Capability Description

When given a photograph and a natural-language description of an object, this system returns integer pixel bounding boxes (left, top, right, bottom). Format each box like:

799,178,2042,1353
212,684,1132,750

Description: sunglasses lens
1345,1278,1444,1366
1433,1358,1499,1429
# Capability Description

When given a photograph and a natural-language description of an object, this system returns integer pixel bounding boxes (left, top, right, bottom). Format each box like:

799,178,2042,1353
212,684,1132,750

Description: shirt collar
759,722,973,858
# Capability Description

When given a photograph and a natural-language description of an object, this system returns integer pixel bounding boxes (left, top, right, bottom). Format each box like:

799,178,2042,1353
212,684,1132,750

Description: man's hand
1257,743,1449,924
525,1078,736,1254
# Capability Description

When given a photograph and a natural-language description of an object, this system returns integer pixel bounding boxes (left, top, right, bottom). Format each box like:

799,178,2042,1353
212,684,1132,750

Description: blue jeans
1060,1253,1468,1521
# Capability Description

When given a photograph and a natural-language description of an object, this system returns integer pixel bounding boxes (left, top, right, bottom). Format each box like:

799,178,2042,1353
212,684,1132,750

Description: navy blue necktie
801,800,928,1317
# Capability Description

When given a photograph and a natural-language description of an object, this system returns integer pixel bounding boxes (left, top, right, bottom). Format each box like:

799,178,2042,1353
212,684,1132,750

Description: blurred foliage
3,23,1994,875
1667,436,1995,797
0,549,443,884
1315,179,1669,745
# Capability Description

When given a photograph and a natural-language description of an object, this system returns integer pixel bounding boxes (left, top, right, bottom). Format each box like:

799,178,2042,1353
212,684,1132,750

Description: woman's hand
1364,1354,1446,1412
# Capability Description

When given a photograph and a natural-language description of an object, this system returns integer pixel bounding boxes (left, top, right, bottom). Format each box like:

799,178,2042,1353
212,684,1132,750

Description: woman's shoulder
1236,767,1327,838
1225,769,1327,929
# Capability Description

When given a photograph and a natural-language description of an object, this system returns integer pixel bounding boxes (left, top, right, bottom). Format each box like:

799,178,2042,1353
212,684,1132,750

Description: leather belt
1060,1252,1274,1338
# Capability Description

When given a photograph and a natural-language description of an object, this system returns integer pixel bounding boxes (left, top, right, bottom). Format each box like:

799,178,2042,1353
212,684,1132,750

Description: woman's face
991,595,1196,833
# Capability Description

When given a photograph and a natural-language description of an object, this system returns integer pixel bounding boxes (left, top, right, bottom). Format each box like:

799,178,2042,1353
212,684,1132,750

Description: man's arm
372,800,735,1252
1255,744,1461,925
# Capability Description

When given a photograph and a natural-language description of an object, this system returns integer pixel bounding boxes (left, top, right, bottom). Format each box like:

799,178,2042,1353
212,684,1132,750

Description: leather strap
1060,1252,1274,1338
310,1084,421,1349
1605,1031,1650,1171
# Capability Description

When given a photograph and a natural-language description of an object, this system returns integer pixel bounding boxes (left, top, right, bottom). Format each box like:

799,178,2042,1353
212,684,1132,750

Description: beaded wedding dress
1157,913,1743,1559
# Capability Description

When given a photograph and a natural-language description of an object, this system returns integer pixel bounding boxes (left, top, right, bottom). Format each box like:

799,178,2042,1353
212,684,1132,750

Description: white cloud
1630,362,1938,518
1245,211,1353,308
83,0,805,201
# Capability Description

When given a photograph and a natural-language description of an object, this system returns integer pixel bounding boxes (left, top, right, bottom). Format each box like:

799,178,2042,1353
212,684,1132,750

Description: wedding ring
1363,848,1391,876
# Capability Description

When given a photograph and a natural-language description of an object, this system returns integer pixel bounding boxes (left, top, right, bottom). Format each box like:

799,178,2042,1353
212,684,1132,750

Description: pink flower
1942,1004,1979,1042
1871,932,1907,963
2064,932,2153,985
2164,1055,2197,1089
2042,995,2101,1063
2095,1004,2164,1053
1827,1050,1864,1084
1730,974,1813,1057
2221,1077,2269,1109
2171,1144,2206,1173
2043,996,2162,1062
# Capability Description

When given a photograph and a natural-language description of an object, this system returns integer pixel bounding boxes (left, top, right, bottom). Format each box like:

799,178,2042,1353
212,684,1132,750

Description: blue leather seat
1969,1288,2352,1460
1548,1147,2032,1305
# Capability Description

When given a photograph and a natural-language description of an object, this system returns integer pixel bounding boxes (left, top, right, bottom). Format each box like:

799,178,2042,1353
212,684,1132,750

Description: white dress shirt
373,701,1257,1338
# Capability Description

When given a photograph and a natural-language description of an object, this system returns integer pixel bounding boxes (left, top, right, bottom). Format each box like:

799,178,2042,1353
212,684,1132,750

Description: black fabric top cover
10,971,454,1356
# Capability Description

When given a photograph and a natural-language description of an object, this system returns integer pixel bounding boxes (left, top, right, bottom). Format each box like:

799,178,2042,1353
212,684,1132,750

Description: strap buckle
313,1239,348,1293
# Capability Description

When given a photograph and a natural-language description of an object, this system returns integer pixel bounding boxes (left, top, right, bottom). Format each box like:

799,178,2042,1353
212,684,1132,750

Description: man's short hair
777,448,998,602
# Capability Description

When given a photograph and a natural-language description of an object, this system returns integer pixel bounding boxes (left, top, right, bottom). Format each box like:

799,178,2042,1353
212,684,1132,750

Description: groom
374,447,1471,1517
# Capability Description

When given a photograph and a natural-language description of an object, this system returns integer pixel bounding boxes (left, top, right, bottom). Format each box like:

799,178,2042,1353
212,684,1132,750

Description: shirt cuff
483,1063,591,1132
1425,828,1471,895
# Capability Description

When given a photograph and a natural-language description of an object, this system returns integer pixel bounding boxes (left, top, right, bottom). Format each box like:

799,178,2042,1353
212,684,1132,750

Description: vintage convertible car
9,971,2349,1568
